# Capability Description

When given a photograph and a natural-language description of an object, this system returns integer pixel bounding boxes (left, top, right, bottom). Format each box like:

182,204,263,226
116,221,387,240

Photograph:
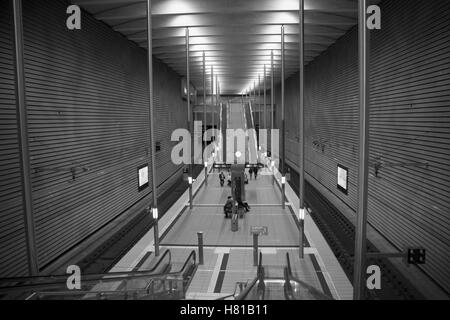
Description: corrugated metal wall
0,0,187,274
277,0,450,292
0,0,31,278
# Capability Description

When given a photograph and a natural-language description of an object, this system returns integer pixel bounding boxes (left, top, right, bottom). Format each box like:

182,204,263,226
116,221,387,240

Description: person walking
219,171,225,187
224,196,234,218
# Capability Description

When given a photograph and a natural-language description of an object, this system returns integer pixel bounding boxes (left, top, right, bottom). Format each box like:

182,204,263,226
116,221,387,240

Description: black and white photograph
0,0,449,312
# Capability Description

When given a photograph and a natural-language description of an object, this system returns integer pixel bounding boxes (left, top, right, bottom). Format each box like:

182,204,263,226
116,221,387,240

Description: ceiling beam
87,0,358,19
148,35,335,47
154,49,322,58
112,12,356,32
71,0,368,94
149,43,324,54
127,25,348,39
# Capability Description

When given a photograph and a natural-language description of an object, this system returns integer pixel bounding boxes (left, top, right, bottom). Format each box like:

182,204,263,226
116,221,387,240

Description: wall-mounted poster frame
337,164,349,195
138,164,149,192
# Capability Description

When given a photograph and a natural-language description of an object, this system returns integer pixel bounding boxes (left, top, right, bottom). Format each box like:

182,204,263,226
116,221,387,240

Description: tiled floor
149,163,330,299
163,171,294,248
196,173,282,205
160,205,299,247
109,106,351,300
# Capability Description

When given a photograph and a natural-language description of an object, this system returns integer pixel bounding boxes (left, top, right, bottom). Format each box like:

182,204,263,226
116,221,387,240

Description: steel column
271,50,275,186
253,234,259,266
211,66,214,149
12,0,39,275
216,76,219,161
264,65,267,131
353,0,371,300
216,75,218,138
197,232,204,265
203,52,207,185
271,51,274,141
146,0,159,256
298,0,305,259
281,25,286,209
258,74,261,134
186,27,193,210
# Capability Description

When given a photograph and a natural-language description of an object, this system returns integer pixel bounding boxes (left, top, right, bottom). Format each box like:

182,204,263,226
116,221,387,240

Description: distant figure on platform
254,167,259,180
244,172,249,184
219,171,225,187
249,167,254,179
224,196,234,218
227,172,232,186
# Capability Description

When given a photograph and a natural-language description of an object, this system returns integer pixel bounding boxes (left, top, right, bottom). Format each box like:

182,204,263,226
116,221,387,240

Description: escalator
221,102,227,162
0,249,197,300
283,253,333,300
244,102,259,164
227,252,332,300
234,253,265,300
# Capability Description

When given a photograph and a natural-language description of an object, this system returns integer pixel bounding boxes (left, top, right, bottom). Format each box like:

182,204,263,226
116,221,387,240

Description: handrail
147,249,171,273
0,249,193,296
27,250,198,300
247,101,259,161
217,281,248,300
235,277,258,300
283,253,295,300
257,252,263,279
235,252,265,300
0,249,170,287
283,252,333,300
32,289,147,300
179,250,196,272
256,252,265,299
285,252,292,276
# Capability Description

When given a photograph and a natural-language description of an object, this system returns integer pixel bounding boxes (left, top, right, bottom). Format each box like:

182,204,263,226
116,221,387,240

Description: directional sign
250,226,268,236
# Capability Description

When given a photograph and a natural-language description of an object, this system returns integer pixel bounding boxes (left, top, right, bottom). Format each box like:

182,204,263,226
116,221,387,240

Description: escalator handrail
0,249,193,295
247,102,259,159
31,288,149,300
0,249,171,287
234,277,258,300
286,251,292,276
216,280,248,300
147,248,171,273
235,252,265,300
283,252,333,300
27,250,197,299
283,266,295,300
178,250,196,276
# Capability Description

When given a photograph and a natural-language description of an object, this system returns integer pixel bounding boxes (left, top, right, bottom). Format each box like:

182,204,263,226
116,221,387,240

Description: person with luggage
219,171,225,187
224,196,234,218
238,200,251,212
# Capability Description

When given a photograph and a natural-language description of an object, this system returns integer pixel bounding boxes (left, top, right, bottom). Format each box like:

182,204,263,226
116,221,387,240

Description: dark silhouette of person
238,200,250,212
224,196,234,217
219,171,225,187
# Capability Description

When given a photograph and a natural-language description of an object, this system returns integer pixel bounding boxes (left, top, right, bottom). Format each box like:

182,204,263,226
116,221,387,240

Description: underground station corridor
0,0,449,309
